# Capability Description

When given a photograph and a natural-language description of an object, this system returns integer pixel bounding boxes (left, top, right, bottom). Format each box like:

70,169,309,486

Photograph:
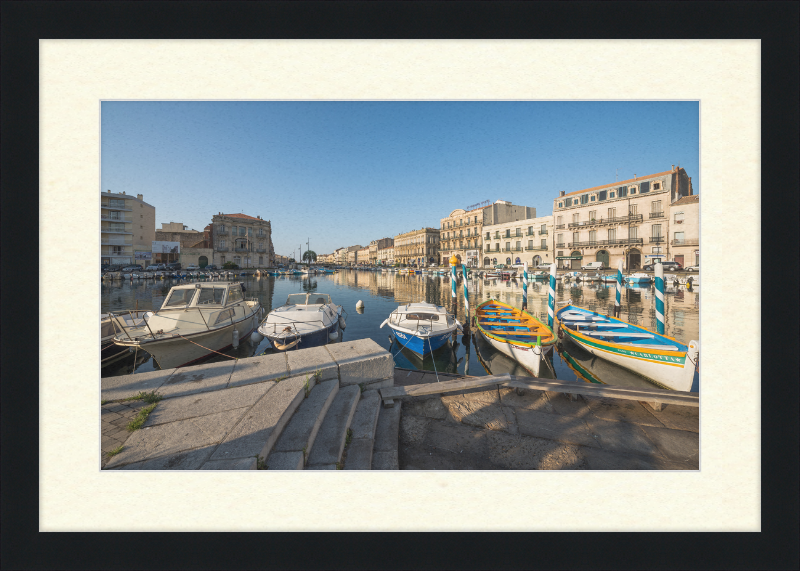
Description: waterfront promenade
101,340,698,470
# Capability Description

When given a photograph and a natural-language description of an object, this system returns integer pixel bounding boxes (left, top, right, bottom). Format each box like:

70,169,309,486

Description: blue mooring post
451,260,457,299
548,263,556,328
462,264,470,335
654,262,665,334
615,259,623,318
522,261,528,312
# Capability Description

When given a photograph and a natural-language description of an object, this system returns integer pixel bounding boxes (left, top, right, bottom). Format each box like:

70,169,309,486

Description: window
572,213,579,224
591,195,596,201
652,200,662,213
589,230,597,242
220,240,226,248
618,186,627,197
640,181,650,193
629,204,638,215
219,224,225,232
598,190,607,201
557,233,563,244
227,286,243,303
674,211,685,224
572,232,579,243
556,216,562,226
558,202,563,208
239,227,246,236
652,224,662,237
165,289,196,307
109,199,125,208
528,240,533,248
608,207,616,219
515,241,520,250
505,242,510,251
588,211,596,220
652,247,662,254
197,287,225,305
485,232,490,240
221,256,226,264
541,238,547,249
629,227,638,239
140,214,143,219
674,231,685,243
474,216,478,223
565,198,572,207
580,194,588,204
610,192,615,198
629,185,638,195
653,181,662,191
515,228,521,237
540,224,547,233
608,229,616,241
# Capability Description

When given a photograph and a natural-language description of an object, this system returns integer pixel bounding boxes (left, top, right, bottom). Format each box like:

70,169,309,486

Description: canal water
101,270,700,392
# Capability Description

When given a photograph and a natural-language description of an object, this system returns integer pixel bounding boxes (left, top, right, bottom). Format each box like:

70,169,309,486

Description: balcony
525,231,535,236
556,243,565,248
101,229,133,235
101,214,133,222
216,229,229,235
494,234,500,239
567,214,643,229
555,224,565,229
525,246,548,251
539,230,548,235
216,247,229,252
256,247,266,253
504,247,523,252
568,238,643,248
649,211,664,219
101,204,132,212
649,236,665,243
672,239,699,246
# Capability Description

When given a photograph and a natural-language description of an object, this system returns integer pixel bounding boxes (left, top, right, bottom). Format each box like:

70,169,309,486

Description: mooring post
522,261,528,312
547,263,556,328
462,264,470,335
614,259,623,318
654,262,665,334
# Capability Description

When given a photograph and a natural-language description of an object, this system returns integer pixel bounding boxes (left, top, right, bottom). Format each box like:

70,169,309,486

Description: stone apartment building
440,201,535,267
483,215,554,268
357,246,371,265
669,195,699,267
378,245,395,265
211,212,273,268
101,190,155,267
152,222,205,266
551,166,695,270
346,245,362,266
393,228,440,266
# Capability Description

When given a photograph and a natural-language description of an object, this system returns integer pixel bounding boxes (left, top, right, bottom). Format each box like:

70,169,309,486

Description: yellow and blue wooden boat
475,299,556,377
555,304,698,392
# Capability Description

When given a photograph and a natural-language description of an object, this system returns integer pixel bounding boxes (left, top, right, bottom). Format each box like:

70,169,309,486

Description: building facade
101,191,156,266
334,247,348,265
551,166,694,270
346,245,362,266
393,228,440,266
378,246,395,265
211,212,273,268
357,246,371,265
669,195,699,267
439,201,535,267
483,215,554,268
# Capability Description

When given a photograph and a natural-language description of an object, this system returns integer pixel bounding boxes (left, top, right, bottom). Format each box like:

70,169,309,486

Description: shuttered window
640,181,650,193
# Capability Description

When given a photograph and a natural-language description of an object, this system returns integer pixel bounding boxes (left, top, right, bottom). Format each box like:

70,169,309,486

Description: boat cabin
284,293,333,307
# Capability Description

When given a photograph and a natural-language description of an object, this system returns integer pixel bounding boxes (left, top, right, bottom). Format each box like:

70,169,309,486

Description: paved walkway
393,369,699,470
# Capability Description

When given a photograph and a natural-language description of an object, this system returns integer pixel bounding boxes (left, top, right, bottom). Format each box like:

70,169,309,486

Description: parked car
122,264,143,272
146,264,160,271
685,265,700,272
581,261,606,271
166,262,182,270
205,264,218,271
643,261,683,271
186,264,199,271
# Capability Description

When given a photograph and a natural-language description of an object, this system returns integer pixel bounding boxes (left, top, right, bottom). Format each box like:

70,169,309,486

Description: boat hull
260,320,338,352
477,328,551,377
388,324,451,356
118,311,260,369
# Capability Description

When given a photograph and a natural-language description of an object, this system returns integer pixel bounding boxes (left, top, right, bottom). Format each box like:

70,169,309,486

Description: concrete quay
390,369,699,470
101,338,396,470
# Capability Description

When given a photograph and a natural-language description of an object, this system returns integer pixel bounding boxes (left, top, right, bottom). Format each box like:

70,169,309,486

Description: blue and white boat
380,302,461,356
257,292,344,351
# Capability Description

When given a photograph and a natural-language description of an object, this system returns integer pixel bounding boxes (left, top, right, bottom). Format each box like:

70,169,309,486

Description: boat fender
329,330,339,341
379,318,388,329
232,329,239,349
356,300,364,309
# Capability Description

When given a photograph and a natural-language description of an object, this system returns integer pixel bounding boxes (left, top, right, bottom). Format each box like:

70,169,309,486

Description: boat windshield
286,293,308,305
308,294,331,305
403,313,439,321
164,288,196,307
197,287,225,305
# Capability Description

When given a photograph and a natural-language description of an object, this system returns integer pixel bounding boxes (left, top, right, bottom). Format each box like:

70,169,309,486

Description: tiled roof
560,169,676,198
671,195,699,206
219,213,261,221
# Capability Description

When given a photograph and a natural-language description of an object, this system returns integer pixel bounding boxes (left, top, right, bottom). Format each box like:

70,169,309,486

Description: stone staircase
101,338,401,470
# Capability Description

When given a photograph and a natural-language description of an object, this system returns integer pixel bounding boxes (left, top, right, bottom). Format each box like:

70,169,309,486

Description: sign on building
135,251,151,260
152,241,180,254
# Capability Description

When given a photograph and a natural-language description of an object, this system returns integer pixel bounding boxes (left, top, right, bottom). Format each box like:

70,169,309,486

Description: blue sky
101,101,699,257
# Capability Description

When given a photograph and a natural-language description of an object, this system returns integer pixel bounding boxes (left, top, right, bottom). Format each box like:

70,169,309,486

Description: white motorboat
380,302,461,356
258,292,344,351
101,310,150,366
111,282,261,369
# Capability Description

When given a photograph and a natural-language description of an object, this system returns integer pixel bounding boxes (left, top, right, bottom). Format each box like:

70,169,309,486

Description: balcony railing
216,247,229,252
539,230,548,235
525,231,534,236
649,236,665,243
216,229,228,235
567,214,643,229
649,211,664,219
568,238,643,248
494,234,500,239
672,239,699,246
556,243,565,248
503,247,523,252
525,246,548,251
555,224,565,229
101,229,133,235
101,239,132,246
101,214,133,222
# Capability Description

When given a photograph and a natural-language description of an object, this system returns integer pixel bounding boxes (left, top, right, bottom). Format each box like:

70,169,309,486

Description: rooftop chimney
137,194,143,201
672,165,675,171
559,191,565,197
122,191,125,194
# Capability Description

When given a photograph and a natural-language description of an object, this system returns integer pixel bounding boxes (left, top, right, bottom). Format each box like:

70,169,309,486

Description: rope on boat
174,333,238,361
427,336,441,383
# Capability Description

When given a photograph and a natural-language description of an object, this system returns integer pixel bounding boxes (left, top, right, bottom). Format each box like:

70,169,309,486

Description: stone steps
343,390,381,470
306,385,361,469
267,379,339,469
372,400,402,470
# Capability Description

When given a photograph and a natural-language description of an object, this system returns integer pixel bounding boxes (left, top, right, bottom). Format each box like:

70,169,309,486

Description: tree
302,250,317,263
